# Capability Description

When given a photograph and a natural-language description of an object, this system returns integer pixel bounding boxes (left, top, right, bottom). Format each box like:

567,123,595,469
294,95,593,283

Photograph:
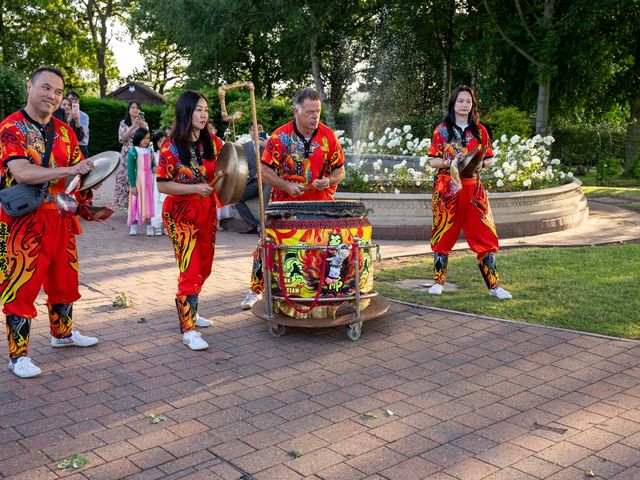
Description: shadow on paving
0,207,639,479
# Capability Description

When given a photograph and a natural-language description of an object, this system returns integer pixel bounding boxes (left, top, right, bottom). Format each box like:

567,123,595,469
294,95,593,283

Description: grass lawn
581,185,640,212
375,244,640,339
578,172,639,187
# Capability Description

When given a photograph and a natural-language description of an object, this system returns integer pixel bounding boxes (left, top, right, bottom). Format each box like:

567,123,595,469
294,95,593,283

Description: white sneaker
51,330,99,348
428,283,443,295
162,227,168,235
153,226,163,236
195,314,213,328
146,225,154,236
490,287,512,300
240,290,262,310
129,225,138,236
8,357,41,378
183,330,208,350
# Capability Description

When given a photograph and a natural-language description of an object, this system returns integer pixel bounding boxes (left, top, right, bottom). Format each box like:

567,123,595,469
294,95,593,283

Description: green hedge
81,98,163,155
551,124,626,171
0,66,26,119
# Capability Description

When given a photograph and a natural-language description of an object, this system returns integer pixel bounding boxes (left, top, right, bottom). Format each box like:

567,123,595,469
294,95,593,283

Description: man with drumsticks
240,87,346,309
0,67,99,378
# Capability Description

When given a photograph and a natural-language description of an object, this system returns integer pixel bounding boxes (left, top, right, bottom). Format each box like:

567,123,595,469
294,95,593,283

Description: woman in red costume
427,85,512,300
156,91,224,350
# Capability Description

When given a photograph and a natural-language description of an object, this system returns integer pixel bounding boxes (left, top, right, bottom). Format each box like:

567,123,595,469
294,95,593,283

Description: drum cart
251,236,390,341
218,83,389,341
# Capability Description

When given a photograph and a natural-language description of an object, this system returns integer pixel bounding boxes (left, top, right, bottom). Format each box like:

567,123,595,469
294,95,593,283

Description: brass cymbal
79,151,120,190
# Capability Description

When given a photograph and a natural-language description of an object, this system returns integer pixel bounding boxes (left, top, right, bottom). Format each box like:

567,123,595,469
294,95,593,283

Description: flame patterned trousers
0,206,81,359
430,175,502,289
163,194,216,332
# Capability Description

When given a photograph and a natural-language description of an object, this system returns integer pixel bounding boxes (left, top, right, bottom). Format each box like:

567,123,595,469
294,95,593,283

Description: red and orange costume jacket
262,121,345,202
427,122,494,173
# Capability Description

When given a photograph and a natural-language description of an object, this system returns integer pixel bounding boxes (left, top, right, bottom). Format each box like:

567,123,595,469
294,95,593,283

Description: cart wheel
347,322,362,341
268,322,286,337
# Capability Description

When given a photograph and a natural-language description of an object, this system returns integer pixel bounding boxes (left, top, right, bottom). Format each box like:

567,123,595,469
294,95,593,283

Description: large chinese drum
264,201,374,319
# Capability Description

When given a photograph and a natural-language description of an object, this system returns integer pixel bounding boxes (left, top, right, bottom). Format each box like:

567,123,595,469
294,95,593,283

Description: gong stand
218,82,274,319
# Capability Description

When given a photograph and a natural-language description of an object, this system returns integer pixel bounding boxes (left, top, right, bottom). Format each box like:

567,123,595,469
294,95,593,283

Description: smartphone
139,111,145,120
259,131,267,140
71,103,80,115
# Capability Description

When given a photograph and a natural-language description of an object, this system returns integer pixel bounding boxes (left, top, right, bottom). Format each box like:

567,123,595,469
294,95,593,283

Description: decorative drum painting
264,201,374,319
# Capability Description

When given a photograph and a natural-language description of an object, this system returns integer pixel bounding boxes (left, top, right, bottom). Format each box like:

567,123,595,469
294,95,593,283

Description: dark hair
31,67,65,85
152,131,166,152
124,101,140,127
248,122,263,133
66,91,80,100
444,85,480,142
293,87,321,108
132,128,150,147
171,90,213,165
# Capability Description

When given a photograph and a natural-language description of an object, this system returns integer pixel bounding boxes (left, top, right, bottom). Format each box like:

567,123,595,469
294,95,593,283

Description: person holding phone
115,101,148,210
66,92,90,157
236,122,270,234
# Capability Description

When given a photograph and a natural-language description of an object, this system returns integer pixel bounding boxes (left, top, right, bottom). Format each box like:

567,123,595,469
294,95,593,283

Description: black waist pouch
0,183,47,216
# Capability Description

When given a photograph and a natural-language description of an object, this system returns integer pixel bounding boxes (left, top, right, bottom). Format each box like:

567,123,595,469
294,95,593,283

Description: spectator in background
151,130,167,235
236,122,270,233
115,101,148,210
66,91,90,157
53,97,85,143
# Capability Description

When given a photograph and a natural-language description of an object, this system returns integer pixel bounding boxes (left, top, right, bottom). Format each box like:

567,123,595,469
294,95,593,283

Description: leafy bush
484,134,572,192
595,156,624,186
630,153,640,183
551,123,625,174
82,98,163,154
0,66,26,119
484,107,533,139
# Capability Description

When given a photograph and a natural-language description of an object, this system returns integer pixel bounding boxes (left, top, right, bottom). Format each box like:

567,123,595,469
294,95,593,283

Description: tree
0,0,96,89
481,0,568,134
79,0,127,97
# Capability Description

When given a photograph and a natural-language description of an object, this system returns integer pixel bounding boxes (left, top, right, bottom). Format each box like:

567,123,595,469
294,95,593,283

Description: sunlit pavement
0,181,639,479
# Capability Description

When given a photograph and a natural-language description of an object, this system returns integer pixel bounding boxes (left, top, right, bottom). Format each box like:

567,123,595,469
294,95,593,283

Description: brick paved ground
0,205,639,479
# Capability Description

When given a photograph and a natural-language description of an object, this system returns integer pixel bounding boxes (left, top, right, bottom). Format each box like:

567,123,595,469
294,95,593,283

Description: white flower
373,160,382,171
543,135,555,145
494,169,504,178
384,127,391,134
532,134,542,142
523,161,531,168
377,137,386,146
497,179,504,187
492,140,499,149
531,156,541,164
501,134,508,143
419,156,428,167
560,172,566,179
368,131,374,141
567,172,573,177
523,179,532,187
508,174,516,182
363,174,369,182
335,130,345,137
393,163,402,170
510,135,520,144
406,133,413,140
550,158,561,165
403,125,411,133
394,188,400,194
